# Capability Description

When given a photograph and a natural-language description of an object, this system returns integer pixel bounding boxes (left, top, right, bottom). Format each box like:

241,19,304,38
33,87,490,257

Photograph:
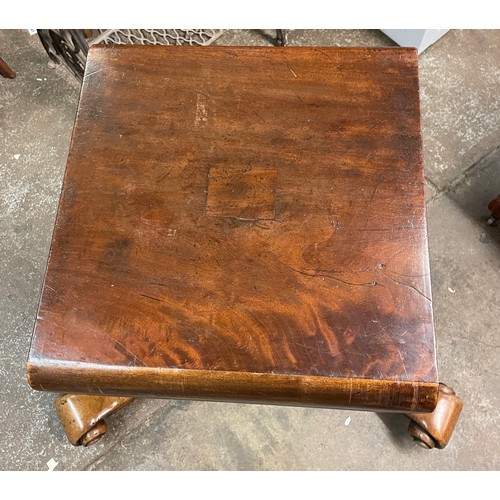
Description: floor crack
454,336,500,350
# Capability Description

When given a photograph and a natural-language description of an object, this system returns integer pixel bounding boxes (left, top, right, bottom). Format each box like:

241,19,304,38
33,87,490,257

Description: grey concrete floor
0,29,499,471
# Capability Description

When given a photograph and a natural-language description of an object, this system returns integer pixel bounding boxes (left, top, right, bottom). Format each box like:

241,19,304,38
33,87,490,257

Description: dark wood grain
27,46,438,412
28,363,438,412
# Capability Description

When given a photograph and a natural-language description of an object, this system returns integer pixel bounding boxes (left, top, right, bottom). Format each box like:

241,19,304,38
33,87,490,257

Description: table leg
275,30,288,46
405,383,463,449
0,56,16,79
55,385,462,449
55,394,134,446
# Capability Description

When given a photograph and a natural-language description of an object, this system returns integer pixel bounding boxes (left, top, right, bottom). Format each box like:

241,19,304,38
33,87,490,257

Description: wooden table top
27,46,438,412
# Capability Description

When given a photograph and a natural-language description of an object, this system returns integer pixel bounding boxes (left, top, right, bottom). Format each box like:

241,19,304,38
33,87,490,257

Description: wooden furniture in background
27,45,462,449
0,56,16,78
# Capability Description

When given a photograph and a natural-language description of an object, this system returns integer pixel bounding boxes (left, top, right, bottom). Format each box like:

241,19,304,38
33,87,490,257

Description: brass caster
408,421,437,449
55,394,134,446
406,383,463,449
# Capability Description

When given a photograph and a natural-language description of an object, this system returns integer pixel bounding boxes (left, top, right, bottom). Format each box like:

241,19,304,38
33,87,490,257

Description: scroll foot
406,383,463,449
55,394,134,446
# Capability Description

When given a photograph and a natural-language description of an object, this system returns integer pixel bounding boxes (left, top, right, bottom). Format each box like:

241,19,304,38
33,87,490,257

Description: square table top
27,46,438,412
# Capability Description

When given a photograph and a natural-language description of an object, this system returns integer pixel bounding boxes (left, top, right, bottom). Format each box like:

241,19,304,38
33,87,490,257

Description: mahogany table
27,45,462,449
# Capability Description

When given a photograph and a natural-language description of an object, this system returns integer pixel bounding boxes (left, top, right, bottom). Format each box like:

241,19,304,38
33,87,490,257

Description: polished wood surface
28,46,437,411
406,383,463,449
55,394,134,446
31,363,438,411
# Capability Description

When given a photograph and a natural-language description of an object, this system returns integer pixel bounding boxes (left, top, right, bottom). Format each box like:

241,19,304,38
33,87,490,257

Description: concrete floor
0,29,499,470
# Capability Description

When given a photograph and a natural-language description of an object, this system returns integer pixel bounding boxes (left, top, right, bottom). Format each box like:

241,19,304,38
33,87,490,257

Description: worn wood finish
31,362,438,411
55,393,134,446
27,46,438,412
406,383,463,449
0,56,16,79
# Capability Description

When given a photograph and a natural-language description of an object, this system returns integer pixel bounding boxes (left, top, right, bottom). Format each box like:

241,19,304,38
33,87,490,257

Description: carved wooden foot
487,195,500,225
405,383,463,449
56,385,462,449
55,394,134,446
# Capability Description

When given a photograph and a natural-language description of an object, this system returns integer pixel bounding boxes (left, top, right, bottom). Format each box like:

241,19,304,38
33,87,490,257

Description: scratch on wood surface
115,341,145,365
368,181,381,203
397,349,409,379
84,68,102,80
314,48,337,65
294,342,331,356
101,330,147,367
139,293,163,302
191,89,212,100
279,53,299,78
286,265,374,287
150,281,169,287
269,75,287,93
345,205,362,232
158,167,174,182
252,109,266,123
384,268,429,278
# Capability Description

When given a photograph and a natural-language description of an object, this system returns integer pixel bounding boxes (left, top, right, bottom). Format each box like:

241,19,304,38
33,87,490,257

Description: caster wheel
408,420,438,449
80,420,107,447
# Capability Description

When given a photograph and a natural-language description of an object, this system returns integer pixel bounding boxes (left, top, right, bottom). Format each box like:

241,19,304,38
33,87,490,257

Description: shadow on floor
447,146,500,248
248,29,280,45
376,413,416,451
